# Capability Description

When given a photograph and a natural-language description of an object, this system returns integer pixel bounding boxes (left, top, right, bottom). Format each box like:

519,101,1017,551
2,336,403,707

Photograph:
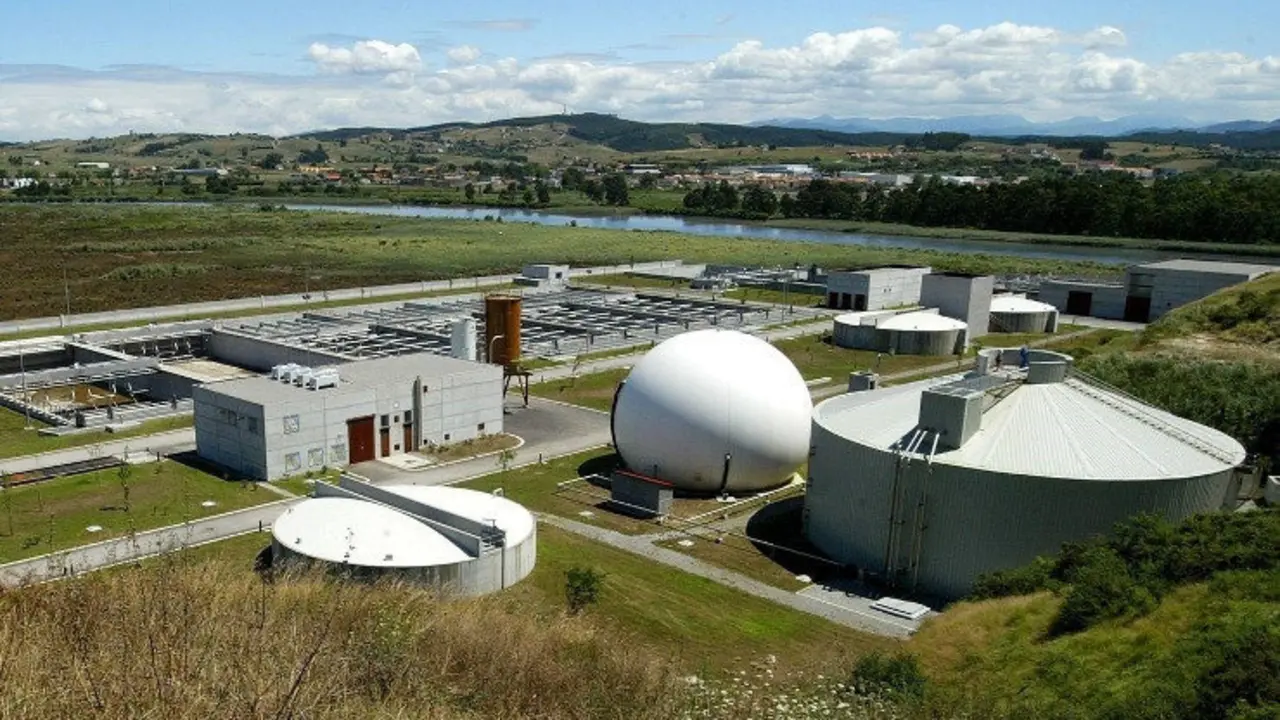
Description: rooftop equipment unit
271,363,302,381
306,368,340,390
291,367,316,387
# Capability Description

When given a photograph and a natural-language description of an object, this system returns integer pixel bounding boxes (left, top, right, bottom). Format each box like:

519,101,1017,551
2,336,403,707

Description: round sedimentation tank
484,294,522,366
803,349,1247,599
610,329,811,494
272,482,536,596
876,312,967,355
989,295,1059,333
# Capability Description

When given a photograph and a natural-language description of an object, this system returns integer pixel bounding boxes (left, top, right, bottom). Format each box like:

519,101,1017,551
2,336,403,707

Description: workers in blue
1019,345,1030,368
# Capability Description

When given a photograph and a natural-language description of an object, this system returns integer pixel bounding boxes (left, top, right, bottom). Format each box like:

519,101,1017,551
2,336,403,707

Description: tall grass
0,558,682,719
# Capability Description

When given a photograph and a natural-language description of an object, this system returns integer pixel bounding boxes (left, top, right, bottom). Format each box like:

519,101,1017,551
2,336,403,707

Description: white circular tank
611,329,812,493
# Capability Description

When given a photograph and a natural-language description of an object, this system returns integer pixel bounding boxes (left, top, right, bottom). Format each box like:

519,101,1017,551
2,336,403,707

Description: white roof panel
815,373,1246,481
272,486,534,568
990,295,1057,314
878,311,967,332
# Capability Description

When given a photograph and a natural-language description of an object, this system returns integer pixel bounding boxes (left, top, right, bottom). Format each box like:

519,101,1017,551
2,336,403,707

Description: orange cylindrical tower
484,294,522,366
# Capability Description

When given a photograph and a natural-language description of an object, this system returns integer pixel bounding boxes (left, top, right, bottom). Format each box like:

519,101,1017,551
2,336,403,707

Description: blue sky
1,0,1278,139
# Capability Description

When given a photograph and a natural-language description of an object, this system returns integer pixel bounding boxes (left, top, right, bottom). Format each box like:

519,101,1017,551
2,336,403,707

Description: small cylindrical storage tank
876,312,967,355
832,313,879,350
450,318,478,361
484,295,522,366
989,295,1059,333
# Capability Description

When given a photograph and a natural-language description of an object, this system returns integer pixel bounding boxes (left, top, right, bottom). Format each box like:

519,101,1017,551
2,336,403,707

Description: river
281,203,1272,268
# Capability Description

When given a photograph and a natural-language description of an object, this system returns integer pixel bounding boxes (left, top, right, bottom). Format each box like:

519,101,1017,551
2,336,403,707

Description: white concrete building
1040,259,1275,322
825,266,932,311
194,353,503,480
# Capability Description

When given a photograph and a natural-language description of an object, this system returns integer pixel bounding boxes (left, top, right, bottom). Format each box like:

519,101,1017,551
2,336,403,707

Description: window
284,452,302,473
308,448,324,468
329,444,347,463
282,415,300,434
423,385,430,394
380,414,390,427
444,433,451,441
477,422,486,432
393,414,400,424
403,410,413,425
393,444,401,452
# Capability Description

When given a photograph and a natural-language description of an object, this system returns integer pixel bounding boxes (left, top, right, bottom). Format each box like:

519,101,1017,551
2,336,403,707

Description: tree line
681,173,1280,244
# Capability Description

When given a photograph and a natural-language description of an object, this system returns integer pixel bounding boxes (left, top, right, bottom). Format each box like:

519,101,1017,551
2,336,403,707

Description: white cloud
446,45,483,64
3,23,1280,142
306,39,422,75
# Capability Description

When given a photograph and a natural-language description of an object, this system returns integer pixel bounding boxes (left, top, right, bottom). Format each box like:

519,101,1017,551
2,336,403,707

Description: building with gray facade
920,272,994,340
825,266,932,311
194,353,503,480
1040,259,1275,322
805,349,1246,599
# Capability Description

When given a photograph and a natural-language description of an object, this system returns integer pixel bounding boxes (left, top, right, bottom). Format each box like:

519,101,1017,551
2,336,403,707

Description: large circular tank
989,295,1058,333
610,329,811,493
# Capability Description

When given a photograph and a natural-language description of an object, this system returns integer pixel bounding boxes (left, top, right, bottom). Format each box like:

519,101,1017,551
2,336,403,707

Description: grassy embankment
0,520,896,719
0,203,1122,321
0,410,192,460
0,458,278,563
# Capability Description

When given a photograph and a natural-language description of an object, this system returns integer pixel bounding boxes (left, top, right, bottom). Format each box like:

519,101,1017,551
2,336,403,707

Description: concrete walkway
538,514,918,638
0,500,290,588
0,428,195,476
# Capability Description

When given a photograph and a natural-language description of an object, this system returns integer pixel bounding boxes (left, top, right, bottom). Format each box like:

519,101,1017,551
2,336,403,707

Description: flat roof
1135,259,1277,276
272,485,534,568
201,352,495,404
815,373,1245,481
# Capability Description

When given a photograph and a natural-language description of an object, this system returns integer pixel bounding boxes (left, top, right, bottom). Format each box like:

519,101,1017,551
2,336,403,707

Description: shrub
849,651,926,701
565,566,605,615
1051,546,1156,635
971,555,1059,599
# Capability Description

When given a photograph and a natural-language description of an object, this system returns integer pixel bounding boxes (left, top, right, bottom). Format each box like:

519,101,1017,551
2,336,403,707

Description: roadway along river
282,203,1261,267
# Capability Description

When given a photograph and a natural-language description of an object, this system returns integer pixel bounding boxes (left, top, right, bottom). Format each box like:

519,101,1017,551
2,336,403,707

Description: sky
1,0,1278,141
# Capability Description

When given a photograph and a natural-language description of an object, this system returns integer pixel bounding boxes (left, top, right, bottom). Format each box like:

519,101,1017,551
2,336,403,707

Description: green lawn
0,410,193,460
455,448,654,535
770,333,954,381
0,204,1121,321
530,367,629,412
0,459,280,563
722,285,827,307
514,524,896,673
974,323,1091,352
654,531,812,592
267,469,337,498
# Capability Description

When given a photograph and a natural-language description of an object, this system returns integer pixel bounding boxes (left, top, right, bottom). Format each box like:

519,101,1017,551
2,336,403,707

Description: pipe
487,334,505,364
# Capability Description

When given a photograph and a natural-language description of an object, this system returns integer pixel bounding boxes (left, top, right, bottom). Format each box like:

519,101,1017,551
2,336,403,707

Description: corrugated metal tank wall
880,328,962,356
989,310,1054,333
805,428,1237,599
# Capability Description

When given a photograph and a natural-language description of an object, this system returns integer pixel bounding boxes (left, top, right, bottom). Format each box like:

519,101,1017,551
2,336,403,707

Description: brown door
380,427,391,457
347,416,375,464
403,424,415,452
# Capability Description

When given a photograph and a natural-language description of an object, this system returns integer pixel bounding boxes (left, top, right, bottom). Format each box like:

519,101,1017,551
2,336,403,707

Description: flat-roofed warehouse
804,349,1247,600
1040,258,1276,322
194,353,502,480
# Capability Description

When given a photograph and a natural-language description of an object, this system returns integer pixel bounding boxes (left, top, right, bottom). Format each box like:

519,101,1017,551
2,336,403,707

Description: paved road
538,514,918,638
0,501,289,588
0,428,195,476
352,396,612,486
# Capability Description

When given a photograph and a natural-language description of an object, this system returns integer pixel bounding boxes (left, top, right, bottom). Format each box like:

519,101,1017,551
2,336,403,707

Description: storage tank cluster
803,348,1247,599
272,475,536,596
610,329,812,494
833,311,968,356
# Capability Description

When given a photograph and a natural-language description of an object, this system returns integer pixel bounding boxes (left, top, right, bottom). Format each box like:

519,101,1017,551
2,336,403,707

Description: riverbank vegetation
0,204,1118,320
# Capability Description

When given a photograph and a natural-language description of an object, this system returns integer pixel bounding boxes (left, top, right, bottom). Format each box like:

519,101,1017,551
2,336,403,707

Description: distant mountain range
753,114,1280,137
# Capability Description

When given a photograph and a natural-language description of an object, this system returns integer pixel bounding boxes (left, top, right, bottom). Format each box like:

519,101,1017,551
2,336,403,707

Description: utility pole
20,344,30,430
63,267,71,317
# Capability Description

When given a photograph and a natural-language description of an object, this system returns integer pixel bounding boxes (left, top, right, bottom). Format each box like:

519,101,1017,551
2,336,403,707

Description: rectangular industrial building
920,272,994,339
194,353,503,480
1040,259,1275,322
825,266,932,311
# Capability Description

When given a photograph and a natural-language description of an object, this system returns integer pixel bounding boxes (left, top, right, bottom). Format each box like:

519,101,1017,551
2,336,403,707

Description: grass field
0,409,192,460
0,204,1125,320
424,433,521,463
456,448,654,535
531,367,630,412
0,457,278,563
